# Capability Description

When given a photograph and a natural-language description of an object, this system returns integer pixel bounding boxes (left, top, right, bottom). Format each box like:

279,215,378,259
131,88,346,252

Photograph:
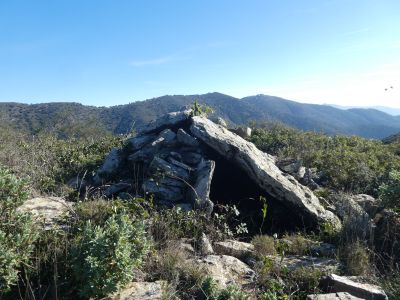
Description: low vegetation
1,114,400,299
250,121,400,196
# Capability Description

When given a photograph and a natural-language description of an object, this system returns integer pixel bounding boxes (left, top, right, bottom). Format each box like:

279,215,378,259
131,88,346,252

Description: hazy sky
0,0,399,107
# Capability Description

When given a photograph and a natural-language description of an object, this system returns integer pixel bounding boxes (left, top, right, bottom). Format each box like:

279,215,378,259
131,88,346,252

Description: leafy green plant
71,212,150,298
0,167,39,294
198,276,250,300
250,122,400,195
379,170,400,210
260,279,288,300
259,196,268,233
213,204,248,238
0,124,123,194
380,272,400,300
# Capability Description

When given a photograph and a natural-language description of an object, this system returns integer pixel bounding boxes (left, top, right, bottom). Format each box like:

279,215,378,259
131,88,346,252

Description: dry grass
251,235,276,258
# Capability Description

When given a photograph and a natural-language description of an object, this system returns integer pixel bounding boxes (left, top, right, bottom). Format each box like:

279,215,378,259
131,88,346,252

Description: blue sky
0,0,399,107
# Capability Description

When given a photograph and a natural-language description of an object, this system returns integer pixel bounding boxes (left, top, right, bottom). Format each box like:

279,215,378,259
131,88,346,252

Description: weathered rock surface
213,240,255,259
138,109,192,135
194,255,255,289
277,159,323,190
307,292,363,300
352,194,381,218
107,281,166,300
310,242,337,258
94,148,121,184
212,116,228,127
333,194,370,240
268,255,340,273
126,133,157,151
177,128,199,147
198,233,214,255
189,159,215,212
18,197,73,229
321,274,388,300
230,126,252,138
190,116,341,230
105,182,132,197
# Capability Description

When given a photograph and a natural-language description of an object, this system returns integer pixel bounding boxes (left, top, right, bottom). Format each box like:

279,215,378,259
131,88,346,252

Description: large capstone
189,116,341,230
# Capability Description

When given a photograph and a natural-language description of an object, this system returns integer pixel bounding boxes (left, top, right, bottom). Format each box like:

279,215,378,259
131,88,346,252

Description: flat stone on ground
194,255,255,289
107,281,166,300
307,292,363,300
18,197,73,228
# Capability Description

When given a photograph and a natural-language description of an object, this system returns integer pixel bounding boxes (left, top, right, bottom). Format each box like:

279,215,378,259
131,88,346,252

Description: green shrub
71,212,150,298
260,279,288,300
0,126,123,194
0,167,38,294
250,123,400,195
198,276,220,299
380,272,400,299
379,170,400,210
191,100,214,117
217,284,250,300
198,276,250,300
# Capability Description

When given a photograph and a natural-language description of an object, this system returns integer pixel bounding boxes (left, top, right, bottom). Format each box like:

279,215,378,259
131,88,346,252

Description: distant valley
2,92,400,139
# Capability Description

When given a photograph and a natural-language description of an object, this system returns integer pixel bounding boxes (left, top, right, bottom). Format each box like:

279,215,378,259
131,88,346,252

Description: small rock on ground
194,254,255,289
321,274,388,300
213,240,254,259
106,281,166,300
307,292,363,300
18,197,73,229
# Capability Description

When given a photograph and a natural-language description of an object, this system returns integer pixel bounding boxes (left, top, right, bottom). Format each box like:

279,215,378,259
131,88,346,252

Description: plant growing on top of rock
191,100,214,117
70,212,150,298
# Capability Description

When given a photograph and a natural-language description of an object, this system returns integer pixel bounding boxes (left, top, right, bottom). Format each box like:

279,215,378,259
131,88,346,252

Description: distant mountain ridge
326,104,400,116
2,93,400,139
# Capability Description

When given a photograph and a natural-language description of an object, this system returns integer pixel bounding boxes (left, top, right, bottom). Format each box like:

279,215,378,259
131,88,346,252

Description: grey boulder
190,116,341,230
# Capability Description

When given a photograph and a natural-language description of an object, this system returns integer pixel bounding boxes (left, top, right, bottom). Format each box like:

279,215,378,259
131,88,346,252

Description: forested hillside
2,93,400,139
